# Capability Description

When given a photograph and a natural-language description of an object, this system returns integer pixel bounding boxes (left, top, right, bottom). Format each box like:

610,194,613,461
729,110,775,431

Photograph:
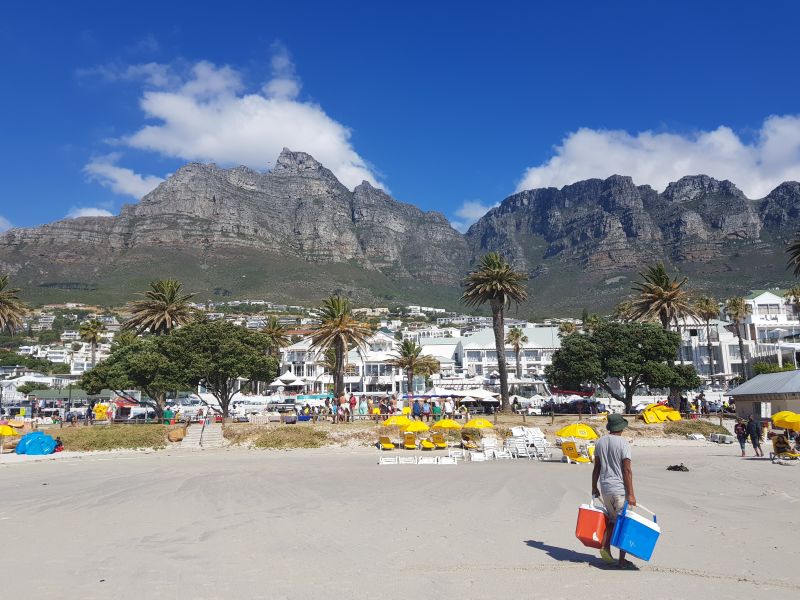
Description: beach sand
1,442,796,599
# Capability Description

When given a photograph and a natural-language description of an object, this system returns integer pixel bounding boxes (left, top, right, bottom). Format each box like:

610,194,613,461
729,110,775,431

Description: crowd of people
296,394,470,424
735,415,800,458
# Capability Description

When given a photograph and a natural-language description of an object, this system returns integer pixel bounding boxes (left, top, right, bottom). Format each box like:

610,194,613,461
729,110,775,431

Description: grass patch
664,420,729,437
224,424,331,449
45,424,169,451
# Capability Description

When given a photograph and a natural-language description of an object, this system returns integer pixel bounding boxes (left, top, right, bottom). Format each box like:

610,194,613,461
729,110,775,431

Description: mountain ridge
2,148,799,312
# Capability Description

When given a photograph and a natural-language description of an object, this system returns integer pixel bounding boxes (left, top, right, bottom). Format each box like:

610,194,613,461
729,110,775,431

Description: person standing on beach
734,418,748,457
592,414,637,570
745,415,763,457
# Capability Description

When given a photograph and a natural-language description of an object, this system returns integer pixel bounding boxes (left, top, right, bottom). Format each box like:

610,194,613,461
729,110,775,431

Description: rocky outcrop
2,151,800,308
466,174,797,273
0,149,469,288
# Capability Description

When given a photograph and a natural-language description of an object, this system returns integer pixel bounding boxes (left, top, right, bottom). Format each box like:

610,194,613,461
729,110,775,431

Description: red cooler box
575,497,607,549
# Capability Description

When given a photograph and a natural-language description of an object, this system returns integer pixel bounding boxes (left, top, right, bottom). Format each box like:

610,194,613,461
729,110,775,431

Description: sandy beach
1,442,796,599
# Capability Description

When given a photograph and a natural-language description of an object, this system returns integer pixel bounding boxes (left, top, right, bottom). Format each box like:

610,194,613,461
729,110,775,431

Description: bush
47,424,168,451
252,426,330,449
752,362,795,375
664,420,729,437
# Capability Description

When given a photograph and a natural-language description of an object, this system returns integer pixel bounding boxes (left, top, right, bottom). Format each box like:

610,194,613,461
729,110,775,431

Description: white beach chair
448,449,466,462
507,436,533,459
417,456,437,465
530,437,553,461
493,446,513,460
398,456,417,465
469,451,486,462
437,456,457,465
481,436,499,459
378,456,399,465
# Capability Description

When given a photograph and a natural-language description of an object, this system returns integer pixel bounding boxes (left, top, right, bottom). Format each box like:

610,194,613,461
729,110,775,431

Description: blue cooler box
610,502,660,561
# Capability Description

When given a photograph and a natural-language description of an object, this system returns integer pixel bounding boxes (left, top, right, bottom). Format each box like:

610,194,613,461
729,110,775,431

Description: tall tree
0,274,27,335
694,296,719,380
165,320,279,418
783,285,800,319
786,237,800,276
545,322,696,412
309,296,372,397
261,315,291,359
461,252,528,411
388,339,440,393
79,318,106,368
628,263,696,330
80,338,190,418
505,326,529,379
123,279,195,335
725,297,753,380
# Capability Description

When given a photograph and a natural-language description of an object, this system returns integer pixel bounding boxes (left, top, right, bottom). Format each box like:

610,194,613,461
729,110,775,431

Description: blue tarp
15,431,57,455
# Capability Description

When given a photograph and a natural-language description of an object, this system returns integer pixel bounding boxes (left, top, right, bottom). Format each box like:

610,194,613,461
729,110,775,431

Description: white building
457,326,561,377
401,326,460,343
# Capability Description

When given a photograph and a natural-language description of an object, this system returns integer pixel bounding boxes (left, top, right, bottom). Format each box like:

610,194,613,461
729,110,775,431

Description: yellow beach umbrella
464,418,494,429
383,415,412,427
432,418,462,430
783,414,800,432
404,421,430,432
772,411,796,429
555,423,599,440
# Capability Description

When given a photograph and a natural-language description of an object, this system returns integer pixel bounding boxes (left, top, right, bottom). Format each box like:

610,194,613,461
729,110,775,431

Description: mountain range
2,148,799,314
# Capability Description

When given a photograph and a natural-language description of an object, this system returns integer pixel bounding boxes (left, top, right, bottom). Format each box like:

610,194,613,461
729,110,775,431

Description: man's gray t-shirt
595,434,631,496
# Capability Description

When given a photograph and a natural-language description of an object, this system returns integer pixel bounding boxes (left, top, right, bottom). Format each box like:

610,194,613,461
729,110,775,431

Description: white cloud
449,200,499,232
77,62,176,88
517,115,800,198
96,46,382,190
0,215,11,232
84,153,164,199
65,207,115,219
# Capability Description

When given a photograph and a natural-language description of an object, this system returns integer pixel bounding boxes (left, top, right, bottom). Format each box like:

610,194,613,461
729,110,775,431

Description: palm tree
461,252,528,411
505,327,528,379
583,313,602,333
694,296,720,380
0,274,27,335
388,339,440,394
79,318,105,368
262,315,291,359
783,286,800,319
629,263,696,330
112,329,138,350
786,237,800,276
558,322,577,336
310,296,372,397
123,279,195,335
725,297,753,380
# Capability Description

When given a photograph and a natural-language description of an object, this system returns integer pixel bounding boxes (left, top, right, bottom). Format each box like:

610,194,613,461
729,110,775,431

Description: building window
728,344,741,359
466,351,482,362
756,304,781,316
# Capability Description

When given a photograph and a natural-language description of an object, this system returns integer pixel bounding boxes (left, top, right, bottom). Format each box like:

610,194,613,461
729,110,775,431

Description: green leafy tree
0,275,27,335
558,322,577,335
752,362,795,375
505,327,528,379
164,320,279,418
112,329,138,350
80,338,190,418
694,296,719,379
123,279,195,335
388,340,440,393
783,286,800,318
16,382,50,396
261,315,291,359
545,322,696,412
461,252,528,411
79,318,105,368
310,296,372,397
725,297,752,380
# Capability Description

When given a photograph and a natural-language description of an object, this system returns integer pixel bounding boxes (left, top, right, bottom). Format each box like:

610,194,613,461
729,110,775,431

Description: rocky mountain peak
662,175,745,202
273,147,324,174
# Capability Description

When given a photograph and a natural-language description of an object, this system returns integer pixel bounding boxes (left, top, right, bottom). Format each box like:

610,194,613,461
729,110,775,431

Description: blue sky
2,0,800,232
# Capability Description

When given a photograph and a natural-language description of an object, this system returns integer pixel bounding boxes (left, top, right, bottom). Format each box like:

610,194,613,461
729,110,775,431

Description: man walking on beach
746,415,764,457
592,414,637,570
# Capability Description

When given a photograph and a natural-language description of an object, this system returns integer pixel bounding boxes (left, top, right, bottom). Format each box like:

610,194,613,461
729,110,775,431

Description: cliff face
2,150,800,310
465,174,796,272
0,149,470,292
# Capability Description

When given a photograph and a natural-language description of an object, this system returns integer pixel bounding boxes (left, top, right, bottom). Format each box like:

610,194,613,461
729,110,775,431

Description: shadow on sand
524,540,607,568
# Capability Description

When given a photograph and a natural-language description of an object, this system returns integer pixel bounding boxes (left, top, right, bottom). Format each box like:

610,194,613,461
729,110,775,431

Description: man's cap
606,414,629,433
